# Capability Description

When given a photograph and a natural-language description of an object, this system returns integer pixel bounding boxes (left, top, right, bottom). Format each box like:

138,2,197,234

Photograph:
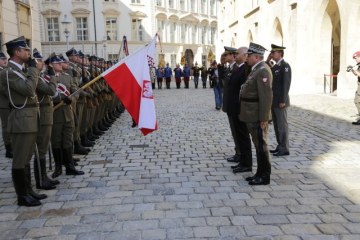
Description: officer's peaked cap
271,44,286,52
247,42,267,56
33,48,43,59
224,46,237,55
0,51,7,59
5,36,30,50
66,48,78,57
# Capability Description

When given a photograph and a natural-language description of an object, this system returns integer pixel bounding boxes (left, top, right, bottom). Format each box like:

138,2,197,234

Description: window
180,0,185,10
132,19,143,41
210,0,216,15
104,0,115,2
76,17,88,41
106,18,117,40
108,53,118,60
201,26,206,44
202,55,207,67
168,0,174,8
201,0,207,14
191,0,196,13
157,20,165,42
192,26,197,44
156,0,163,7
131,0,141,3
170,22,176,43
46,17,60,41
210,27,216,44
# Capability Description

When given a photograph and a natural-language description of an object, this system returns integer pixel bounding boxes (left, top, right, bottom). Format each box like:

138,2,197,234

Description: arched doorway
319,0,341,93
184,49,194,67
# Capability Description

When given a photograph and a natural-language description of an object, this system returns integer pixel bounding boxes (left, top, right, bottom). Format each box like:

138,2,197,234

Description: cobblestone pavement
1,83,360,240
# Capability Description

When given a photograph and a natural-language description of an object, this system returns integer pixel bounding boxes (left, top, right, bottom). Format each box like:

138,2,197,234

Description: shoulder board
8,67,26,81
63,72,69,76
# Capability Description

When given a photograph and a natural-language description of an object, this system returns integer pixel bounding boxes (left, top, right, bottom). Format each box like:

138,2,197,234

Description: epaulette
63,72,69,76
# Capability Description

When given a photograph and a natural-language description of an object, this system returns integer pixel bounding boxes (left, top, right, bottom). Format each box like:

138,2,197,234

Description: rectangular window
201,0,206,14
170,22,176,43
211,27,216,44
131,0,141,3
180,0,185,10
108,53,118,60
201,26,206,44
191,0,196,13
156,0,163,7
132,19,143,41
210,0,216,15
168,0,174,8
76,17,88,41
192,26,196,44
181,24,186,43
46,17,59,41
106,18,117,40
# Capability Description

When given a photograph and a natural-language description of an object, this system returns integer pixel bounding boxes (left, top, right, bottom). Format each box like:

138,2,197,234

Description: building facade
0,0,42,52
40,0,218,69
218,0,360,98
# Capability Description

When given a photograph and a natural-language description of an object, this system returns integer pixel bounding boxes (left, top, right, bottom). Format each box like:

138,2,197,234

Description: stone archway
318,0,341,93
272,17,283,45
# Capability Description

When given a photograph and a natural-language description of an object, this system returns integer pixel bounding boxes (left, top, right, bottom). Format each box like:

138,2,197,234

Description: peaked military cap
49,54,62,64
58,54,68,62
88,55,97,61
66,48,78,57
0,51,7,59
224,46,237,55
270,44,286,52
5,36,30,50
78,50,85,58
33,48,43,59
247,42,267,56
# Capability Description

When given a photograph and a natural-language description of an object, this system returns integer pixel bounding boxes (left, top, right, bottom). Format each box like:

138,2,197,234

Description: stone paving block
219,226,246,238
122,220,158,230
166,227,194,239
177,201,203,209
254,214,290,224
142,210,165,219
188,208,211,217
206,216,231,226
211,207,234,216
244,225,283,236
280,224,321,235
183,217,207,227
316,223,349,234
116,211,142,221
142,229,166,240
193,226,220,238
317,213,348,223
25,227,61,238
287,214,322,224
0,212,18,221
231,216,256,225
165,209,188,218
45,216,81,227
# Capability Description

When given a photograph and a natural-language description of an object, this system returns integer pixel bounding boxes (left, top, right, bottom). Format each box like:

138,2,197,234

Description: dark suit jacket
224,63,249,116
271,59,291,108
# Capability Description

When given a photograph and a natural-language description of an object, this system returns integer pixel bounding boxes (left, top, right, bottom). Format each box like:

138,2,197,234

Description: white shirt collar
276,58,284,65
9,60,24,71
229,61,236,69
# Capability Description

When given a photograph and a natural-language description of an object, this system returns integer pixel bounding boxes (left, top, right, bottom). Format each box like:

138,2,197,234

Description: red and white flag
102,36,158,136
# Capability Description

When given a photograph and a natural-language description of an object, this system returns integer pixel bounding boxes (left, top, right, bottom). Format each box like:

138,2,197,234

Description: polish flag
101,36,158,135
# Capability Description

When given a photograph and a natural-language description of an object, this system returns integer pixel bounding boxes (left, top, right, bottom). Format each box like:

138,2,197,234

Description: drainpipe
92,0,97,55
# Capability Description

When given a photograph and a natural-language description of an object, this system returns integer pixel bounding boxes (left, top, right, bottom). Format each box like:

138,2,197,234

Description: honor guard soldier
239,42,273,185
268,44,291,156
183,63,191,88
173,64,183,89
192,62,201,89
50,55,84,178
0,51,13,158
0,36,46,206
164,63,172,89
34,49,59,190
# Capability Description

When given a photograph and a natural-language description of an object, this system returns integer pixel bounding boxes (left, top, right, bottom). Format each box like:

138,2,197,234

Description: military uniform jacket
0,62,39,133
271,59,291,107
239,61,273,123
0,66,9,109
222,63,237,113
53,72,76,123
37,73,57,126
224,63,249,116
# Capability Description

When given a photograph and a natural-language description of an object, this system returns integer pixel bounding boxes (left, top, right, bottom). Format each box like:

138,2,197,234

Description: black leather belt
241,98,259,102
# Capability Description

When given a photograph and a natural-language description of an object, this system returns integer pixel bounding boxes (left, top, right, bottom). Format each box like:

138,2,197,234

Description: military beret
33,48,43,59
5,36,30,50
353,51,360,59
224,46,237,55
270,44,286,52
0,51,7,59
66,48,78,57
247,42,267,56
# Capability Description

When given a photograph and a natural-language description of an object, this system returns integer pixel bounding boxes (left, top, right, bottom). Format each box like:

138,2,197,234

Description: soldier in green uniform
0,51,12,158
239,42,273,185
50,55,84,178
34,49,59,190
0,37,46,206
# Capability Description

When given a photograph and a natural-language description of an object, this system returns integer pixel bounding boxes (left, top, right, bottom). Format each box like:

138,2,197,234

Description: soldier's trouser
75,102,85,142
36,124,52,159
81,106,89,136
0,108,11,145
271,107,289,153
354,83,360,114
246,122,271,177
193,76,199,88
12,133,37,169
51,120,74,149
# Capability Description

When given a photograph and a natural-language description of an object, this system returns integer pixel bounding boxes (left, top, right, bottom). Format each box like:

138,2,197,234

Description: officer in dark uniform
0,51,13,158
267,44,291,156
192,62,201,88
239,42,273,185
0,36,45,206
222,46,253,173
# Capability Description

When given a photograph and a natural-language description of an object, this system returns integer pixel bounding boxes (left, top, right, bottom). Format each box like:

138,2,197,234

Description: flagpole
53,75,103,111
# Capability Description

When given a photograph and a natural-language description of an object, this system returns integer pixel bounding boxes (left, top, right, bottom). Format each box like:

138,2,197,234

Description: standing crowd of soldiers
0,36,123,207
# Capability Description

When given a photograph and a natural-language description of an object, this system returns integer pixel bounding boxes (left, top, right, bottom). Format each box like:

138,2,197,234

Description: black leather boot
51,148,63,178
24,165,47,200
63,148,84,176
5,144,13,158
74,141,90,155
34,158,56,190
82,135,95,147
12,169,41,207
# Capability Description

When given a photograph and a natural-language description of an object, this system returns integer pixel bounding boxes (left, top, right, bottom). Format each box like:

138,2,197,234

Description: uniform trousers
12,133,37,169
246,122,271,177
271,107,289,153
355,83,360,114
0,108,11,145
